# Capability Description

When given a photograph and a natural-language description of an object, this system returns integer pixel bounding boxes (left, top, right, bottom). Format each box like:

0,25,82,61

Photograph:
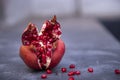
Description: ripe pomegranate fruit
20,15,65,70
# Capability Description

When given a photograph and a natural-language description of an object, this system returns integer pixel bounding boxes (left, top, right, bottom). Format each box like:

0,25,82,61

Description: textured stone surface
0,18,120,80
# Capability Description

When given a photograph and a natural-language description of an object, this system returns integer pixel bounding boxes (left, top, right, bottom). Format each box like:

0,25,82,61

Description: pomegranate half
19,15,65,70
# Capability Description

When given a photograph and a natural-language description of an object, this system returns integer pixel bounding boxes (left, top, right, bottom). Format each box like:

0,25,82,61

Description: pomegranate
20,15,65,70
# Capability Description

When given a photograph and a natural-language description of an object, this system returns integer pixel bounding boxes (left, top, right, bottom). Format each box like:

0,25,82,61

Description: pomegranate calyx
51,15,57,23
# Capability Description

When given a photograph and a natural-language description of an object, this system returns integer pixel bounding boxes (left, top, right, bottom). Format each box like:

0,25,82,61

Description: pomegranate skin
20,39,65,70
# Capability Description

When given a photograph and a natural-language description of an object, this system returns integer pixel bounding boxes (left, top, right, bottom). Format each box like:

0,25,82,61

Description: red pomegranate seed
88,67,93,72
42,54,46,64
69,64,75,69
23,41,30,45
68,77,74,80
41,74,47,79
46,51,52,57
57,31,61,35
68,71,75,76
75,71,81,75
61,67,67,73
46,69,52,74
114,69,120,74
40,47,44,52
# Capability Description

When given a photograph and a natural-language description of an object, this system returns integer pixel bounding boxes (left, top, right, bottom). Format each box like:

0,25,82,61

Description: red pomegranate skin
20,39,65,70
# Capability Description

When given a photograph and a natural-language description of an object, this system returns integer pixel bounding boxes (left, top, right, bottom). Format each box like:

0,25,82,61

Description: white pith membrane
22,17,61,70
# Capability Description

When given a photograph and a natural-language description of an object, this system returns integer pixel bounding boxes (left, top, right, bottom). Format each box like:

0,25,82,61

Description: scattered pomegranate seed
114,69,120,74
46,69,52,74
68,71,75,76
69,64,75,69
75,71,81,75
41,74,47,79
88,67,93,72
61,67,67,73
68,77,75,80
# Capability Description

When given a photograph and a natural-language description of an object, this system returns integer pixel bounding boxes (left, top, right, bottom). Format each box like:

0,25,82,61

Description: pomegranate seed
47,44,52,49
68,71,75,76
68,77,74,80
46,51,52,57
69,64,75,69
53,25,58,29
57,31,61,35
46,69,52,74
23,41,30,45
42,54,46,64
114,69,120,74
88,67,93,72
61,67,67,73
40,47,44,52
33,34,37,38
41,74,47,79
32,41,41,47
75,71,81,75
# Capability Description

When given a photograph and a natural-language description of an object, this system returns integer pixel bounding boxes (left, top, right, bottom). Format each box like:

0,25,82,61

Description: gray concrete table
0,18,120,80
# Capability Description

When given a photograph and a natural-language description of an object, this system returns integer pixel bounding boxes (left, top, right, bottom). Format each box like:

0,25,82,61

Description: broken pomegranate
20,15,65,70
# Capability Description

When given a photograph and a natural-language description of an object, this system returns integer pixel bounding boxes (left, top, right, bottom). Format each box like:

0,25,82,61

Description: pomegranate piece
61,67,67,73
69,64,75,69
46,69,52,74
41,74,47,79
68,71,75,76
114,69,120,74
20,15,65,70
88,67,93,72
22,23,39,46
75,71,81,75
68,77,75,80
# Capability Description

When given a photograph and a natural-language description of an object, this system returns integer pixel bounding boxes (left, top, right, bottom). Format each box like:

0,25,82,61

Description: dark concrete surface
0,18,120,80
100,19,120,42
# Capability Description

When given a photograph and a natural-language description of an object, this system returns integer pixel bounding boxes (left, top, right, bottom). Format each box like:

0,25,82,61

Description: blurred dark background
0,0,120,41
